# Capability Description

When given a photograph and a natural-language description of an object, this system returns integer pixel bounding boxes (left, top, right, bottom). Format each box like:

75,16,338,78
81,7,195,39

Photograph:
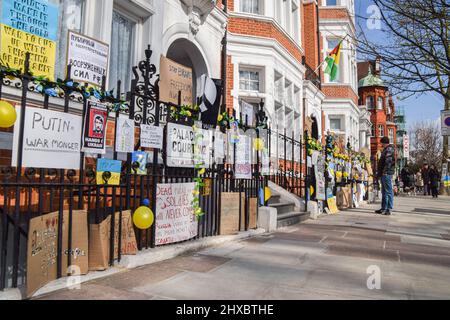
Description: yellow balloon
253,138,264,151
310,186,315,196
264,187,271,202
0,100,17,128
133,206,154,230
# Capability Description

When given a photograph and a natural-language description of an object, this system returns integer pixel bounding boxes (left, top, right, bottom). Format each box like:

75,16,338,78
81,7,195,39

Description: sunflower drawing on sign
132,151,148,175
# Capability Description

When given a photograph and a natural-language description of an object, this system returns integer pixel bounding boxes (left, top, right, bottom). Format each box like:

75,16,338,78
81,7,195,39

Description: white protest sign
155,183,198,245
115,117,135,153
140,124,163,149
214,130,225,162
67,31,109,86
241,101,254,126
235,135,252,179
166,122,194,167
12,107,82,170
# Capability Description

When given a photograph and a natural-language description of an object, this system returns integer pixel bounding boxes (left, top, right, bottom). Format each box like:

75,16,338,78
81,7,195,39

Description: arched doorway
311,116,319,140
166,38,209,104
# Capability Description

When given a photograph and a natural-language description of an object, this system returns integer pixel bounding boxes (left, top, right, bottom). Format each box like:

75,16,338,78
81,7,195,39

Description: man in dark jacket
421,164,431,195
375,137,396,215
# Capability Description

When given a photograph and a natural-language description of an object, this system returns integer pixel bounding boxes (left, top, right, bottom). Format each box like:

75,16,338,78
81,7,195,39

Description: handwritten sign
96,159,121,185
327,197,340,214
62,210,89,276
1,0,59,79
140,124,163,149
82,101,107,154
159,55,193,105
115,117,135,153
155,183,198,245
235,135,252,179
12,107,82,170
67,31,109,86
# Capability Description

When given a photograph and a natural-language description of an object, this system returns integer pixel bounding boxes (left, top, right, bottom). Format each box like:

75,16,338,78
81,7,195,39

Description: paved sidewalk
37,196,450,300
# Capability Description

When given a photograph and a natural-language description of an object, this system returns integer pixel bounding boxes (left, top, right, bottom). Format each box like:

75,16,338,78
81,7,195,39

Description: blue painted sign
97,159,122,173
2,0,59,41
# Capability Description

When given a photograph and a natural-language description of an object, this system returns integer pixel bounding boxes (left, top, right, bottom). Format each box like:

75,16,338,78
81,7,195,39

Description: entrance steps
267,188,309,228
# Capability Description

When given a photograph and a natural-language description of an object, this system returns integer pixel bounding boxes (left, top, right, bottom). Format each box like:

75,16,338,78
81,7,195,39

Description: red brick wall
226,55,234,111
319,7,352,21
322,85,358,105
302,1,320,70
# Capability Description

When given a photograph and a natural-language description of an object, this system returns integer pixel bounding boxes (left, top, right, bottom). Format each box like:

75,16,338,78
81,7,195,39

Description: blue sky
355,0,444,128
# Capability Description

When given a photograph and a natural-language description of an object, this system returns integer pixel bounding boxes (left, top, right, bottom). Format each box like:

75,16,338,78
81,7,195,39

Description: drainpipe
221,0,228,113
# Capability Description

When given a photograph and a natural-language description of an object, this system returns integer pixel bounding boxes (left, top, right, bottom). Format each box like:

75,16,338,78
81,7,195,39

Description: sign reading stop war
159,55,193,105
155,183,198,246
12,107,82,170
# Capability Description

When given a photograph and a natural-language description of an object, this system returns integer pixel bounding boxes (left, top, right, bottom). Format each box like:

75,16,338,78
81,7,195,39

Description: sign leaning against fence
12,107,82,170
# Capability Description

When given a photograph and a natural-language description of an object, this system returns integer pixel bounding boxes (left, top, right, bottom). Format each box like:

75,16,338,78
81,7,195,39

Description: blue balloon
143,198,150,207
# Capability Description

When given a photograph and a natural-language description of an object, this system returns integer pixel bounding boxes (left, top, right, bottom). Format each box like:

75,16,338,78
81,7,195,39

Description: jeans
381,175,394,211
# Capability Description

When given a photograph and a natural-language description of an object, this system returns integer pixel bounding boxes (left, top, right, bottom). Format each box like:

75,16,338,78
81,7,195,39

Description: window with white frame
109,10,136,91
388,128,394,143
377,97,384,110
378,124,385,137
240,0,261,14
239,69,261,92
52,0,85,79
366,96,375,109
325,0,339,5
330,118,342,131
291,1,300,43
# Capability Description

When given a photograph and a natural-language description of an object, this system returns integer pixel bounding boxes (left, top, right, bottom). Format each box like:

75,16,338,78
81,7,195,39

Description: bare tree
410,120,443,169
356,0,449,171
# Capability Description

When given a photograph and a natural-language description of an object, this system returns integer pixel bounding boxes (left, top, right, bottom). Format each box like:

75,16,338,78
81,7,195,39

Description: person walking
429,165,440,198
401,164,413,195
421,164,431,196
415,171,424,194
375,137,396,215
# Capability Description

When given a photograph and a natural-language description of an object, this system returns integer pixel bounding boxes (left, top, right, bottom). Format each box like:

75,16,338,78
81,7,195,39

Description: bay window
239,69,261,92
240,0,260,14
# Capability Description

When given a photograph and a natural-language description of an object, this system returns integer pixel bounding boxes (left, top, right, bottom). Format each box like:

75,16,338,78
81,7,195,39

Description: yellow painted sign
327,197,340,214
0,24,56,79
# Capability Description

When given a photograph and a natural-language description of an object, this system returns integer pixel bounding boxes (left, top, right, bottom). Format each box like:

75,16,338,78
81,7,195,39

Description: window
239,69,260,91
292,1,300,43
378,125,384,137
366,96,374,109
330,118,342,131
240,0,260,14
388,128,394,143
109,10,136,91
377,97,384,110
325,0,338,6
53,0,85,79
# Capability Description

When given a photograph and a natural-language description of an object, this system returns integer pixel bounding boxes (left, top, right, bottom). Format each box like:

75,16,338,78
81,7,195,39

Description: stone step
277,211,310,228
269,202,296,214
267,193,282,205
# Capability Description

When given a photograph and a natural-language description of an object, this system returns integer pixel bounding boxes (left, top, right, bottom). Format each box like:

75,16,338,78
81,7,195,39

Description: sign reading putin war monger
1,0,59,79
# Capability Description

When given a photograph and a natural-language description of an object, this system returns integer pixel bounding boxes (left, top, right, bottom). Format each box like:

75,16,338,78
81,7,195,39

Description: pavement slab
35,195,450,300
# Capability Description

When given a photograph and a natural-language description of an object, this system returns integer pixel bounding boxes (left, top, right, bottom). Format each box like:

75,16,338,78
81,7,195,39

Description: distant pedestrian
421,164,431,196
401,163,415,195
415,171,424,194
375,137,396,215
429,165,440,198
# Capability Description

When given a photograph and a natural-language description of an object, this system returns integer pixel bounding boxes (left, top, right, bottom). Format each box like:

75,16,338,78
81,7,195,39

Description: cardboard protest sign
12,107,82,170
140,124,163,149
88,211,137,271
249,198,258,229
27,212,59,297
327,197,340,214
67,31,109,86
62,210,89,276
160,55,193,105
220,193,241,235
115,117,135,153
82,101,108,154
336,187,351,209
1,0,59,79
96,159,122,185
155,183,198,245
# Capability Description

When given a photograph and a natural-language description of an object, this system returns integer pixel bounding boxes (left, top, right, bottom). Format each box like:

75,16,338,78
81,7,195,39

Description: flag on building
324,41,342,81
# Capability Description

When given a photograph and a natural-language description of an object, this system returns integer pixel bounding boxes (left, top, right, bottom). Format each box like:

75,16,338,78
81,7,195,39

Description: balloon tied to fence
133,199,154,230
0,100,17,128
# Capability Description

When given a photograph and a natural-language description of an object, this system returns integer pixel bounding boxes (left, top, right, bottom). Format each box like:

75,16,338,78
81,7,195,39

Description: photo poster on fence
1,0,59,79
96,158,121,185
12,106,82,170
261,148,270,176
241,100,255,126
82,101,108,154
155,183,198,245
213,130,226,164
115,117,135,153
159,55,193,105
131,151,148,175
235,134,252,179
27,211,59,297
140,124,164,149
66,30,109,86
